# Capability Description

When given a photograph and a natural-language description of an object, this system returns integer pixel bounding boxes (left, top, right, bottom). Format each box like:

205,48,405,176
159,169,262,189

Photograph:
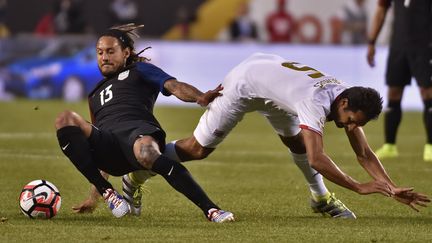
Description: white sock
163,140,181,162
290,152,328,196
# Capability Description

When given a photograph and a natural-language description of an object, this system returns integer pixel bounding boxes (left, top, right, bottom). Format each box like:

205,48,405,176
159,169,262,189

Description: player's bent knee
134,136,161,169
55,110,82,129
280,134,306,154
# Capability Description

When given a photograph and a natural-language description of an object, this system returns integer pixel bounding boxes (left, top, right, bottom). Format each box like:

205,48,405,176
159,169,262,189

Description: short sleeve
295,99,327,136
136,62,175,96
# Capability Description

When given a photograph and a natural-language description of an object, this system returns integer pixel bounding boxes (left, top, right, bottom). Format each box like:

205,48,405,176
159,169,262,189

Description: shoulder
135,62,161,72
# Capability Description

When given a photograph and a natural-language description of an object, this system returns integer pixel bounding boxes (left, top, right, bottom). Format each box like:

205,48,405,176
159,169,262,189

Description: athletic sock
384,100,402,144
163,140,181,162
290,152,328,196
129,170,155,186
151,155,218,213
57,126,112,195
423,99,432,144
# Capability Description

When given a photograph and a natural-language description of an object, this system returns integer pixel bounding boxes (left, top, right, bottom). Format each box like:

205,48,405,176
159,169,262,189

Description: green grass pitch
0,100,431,242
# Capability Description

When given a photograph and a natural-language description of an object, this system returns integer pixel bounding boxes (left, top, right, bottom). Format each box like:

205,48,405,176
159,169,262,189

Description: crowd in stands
0,0,368,45
227,0,368,44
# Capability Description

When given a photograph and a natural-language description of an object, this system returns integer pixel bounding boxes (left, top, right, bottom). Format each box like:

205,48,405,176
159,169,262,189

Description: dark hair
99,23,150,65
338,86,383,120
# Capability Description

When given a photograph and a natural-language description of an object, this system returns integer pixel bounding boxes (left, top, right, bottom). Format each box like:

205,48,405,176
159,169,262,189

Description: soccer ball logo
19,180,61,219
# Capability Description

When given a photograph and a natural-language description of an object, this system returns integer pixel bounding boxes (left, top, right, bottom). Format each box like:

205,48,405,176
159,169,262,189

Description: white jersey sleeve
295,99,327,135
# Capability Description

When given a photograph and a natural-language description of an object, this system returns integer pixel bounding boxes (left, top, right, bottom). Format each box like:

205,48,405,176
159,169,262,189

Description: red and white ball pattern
19,180,61,219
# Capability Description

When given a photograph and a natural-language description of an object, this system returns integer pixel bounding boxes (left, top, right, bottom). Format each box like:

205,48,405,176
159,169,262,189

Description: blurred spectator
265,0,296,42
34,6,55,36
0,0,9,38
175,6,196,40
108,0,138,26
337,0,368,44
229,2,258,42
54,0,87,34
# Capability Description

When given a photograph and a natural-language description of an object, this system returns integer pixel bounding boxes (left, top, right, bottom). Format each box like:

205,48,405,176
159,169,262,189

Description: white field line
0,151,63,161
0,132,54,139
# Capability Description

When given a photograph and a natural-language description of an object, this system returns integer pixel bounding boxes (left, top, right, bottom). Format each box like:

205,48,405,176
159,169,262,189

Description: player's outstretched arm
345,127,431,211
302,129,394,196
72,170,108,213
345,127,395,185
164,79,223,107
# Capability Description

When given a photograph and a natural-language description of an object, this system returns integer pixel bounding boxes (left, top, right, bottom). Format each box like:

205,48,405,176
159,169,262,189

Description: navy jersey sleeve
136,62,175,96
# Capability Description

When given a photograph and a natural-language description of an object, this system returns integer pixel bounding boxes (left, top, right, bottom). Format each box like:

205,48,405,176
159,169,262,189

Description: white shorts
194,77,301,148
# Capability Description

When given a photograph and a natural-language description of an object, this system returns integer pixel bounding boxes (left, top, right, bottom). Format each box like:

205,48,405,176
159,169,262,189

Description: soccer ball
19,180,61,219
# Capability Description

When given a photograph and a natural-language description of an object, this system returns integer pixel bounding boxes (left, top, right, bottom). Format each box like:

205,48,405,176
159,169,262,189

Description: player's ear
124,47,131,59
339,98,349,108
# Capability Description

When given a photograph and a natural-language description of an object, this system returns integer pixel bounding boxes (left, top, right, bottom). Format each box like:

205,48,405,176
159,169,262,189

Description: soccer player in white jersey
77,53,430,218
165,53,429,217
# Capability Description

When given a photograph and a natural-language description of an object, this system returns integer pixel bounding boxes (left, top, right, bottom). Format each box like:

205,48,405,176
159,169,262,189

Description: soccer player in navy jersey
55,24,233,222
367,0,432,161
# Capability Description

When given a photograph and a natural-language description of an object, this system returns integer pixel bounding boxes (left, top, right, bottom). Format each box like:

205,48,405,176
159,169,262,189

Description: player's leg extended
55,110,114,194
375,86,404,159
279,133,356,219
55,110,129,218
164,91,246,162
420,86,432,161
165,137,215,162
134,135,234,222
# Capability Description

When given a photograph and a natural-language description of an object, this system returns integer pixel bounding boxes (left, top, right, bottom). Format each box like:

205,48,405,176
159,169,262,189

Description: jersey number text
99,84,113,105
282,62,324,79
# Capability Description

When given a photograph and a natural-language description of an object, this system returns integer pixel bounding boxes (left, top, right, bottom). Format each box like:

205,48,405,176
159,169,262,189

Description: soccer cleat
122,174,144,216
311,192,356,219
424,144,432,162
103,188,130,218
375,144,398,159
207,208,235,223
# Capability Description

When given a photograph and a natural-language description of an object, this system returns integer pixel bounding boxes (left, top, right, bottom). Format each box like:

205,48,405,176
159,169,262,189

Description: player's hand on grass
197,84,223,107
72,198,98,213
391,187,431,212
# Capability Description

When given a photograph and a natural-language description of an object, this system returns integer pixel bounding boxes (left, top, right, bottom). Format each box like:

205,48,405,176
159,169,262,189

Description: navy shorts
386,47,432,88
87,120,166,176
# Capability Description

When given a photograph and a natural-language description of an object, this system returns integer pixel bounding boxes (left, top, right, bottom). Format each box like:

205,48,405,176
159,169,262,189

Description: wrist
367,39,376,45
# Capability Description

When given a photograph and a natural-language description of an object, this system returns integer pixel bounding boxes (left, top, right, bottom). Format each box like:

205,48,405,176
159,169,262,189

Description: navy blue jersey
88,62,174,129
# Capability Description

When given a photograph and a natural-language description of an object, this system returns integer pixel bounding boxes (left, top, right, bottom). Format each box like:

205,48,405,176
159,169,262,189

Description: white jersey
224,53,347,135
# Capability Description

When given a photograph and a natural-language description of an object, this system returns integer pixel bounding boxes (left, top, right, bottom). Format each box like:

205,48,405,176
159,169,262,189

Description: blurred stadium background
1,1,432,241
0,0,423,109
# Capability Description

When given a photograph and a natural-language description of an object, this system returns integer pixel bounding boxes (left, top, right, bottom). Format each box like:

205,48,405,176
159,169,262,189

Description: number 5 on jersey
282,62,324,79
100,84,113,105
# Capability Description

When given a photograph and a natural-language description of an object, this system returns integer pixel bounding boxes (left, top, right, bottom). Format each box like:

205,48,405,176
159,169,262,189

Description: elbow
356,148,374,164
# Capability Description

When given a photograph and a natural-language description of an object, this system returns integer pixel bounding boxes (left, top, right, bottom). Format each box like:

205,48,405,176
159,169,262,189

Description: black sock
384,100,402,144
57,126,112,195
151,155,218,214
423,99,432,144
